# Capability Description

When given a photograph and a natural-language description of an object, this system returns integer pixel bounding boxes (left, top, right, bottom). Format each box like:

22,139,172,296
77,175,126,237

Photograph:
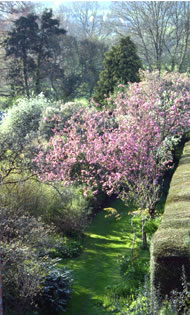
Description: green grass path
62,200,133,315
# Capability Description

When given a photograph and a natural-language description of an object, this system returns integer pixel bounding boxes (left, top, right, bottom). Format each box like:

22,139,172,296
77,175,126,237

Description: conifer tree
93,37,142,104
3,9,66,98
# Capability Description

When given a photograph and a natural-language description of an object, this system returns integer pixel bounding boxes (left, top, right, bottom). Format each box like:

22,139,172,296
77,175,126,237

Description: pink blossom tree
34,72,190,215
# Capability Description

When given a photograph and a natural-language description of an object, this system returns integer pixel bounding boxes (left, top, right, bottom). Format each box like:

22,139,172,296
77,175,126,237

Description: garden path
63,200,132,315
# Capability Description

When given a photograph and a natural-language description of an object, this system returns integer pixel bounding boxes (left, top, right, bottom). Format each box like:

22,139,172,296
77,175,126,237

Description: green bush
105,277,151,314
48,236,83,259
0,177,93,236
144,217,162,238
117,251,149,297
105,269,190,314
0,205,73,314
0,206,54,251
0,94,51,138
2,241,50,314
0,178,56,219
42,184,92,235
2,241,72,315
39,101,84,140
38,267,72,314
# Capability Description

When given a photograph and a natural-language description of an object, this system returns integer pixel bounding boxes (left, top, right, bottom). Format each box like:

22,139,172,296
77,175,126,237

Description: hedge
151,140,190,300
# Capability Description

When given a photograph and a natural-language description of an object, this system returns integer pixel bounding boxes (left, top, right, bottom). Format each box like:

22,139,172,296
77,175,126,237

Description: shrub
0,95,52,183
0,206,73,314
0,178,56,218
39,101,84,140
2,241,72,315
105,269,190,314
38,267,72,314
0,206,54,253
48,236,83,259
42,184,92,235
105,277,152,314
0,178,93,236
2,241,49,314
117,251,149,296
0,94,51,138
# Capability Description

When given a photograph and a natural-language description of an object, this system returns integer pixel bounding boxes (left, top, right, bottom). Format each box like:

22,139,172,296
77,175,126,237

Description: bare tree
111,1,190,72
56,1,110,41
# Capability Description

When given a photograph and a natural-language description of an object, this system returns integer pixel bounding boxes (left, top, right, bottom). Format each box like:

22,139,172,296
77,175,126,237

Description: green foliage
58,36,107,100
0,95,52,185
37,267,72,314
93,36,142,105
2,240,48,314
2,242,72,315
78,39,107,98
0,174,92,236
74,98,89,106
48,236,83,259
0,205,73,314
105,277,151,314
0,206,54,248
144,216,162,237
0,94,50,138
43,184,92,235
3,9,66,98
39,101,83,140
0,96,15,110
105,269,190,314
115,248,149,298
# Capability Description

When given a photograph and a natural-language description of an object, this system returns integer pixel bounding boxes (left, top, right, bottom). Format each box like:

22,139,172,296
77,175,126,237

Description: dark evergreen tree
3,9,66,98
93,37,142,104
34,9,66,95
3,14,39,98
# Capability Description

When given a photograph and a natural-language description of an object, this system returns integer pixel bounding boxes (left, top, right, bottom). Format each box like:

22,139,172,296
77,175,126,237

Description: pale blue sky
42,1,111,10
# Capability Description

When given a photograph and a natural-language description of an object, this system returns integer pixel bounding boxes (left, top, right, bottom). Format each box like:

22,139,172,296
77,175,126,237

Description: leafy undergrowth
60,199,153,315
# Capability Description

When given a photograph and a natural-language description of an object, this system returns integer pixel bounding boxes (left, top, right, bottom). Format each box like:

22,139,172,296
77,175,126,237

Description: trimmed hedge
151,140,190,299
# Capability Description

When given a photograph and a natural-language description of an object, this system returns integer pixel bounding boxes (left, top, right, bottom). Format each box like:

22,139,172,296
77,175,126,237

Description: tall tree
34,9,66,95
57,1,108,41
4,14,38,98
3,9,66,98
0,1,35,100
94,36,142,104
111,1,190,72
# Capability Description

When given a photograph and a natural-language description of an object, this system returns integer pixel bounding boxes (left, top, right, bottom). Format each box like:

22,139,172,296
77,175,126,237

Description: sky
42,1,111,10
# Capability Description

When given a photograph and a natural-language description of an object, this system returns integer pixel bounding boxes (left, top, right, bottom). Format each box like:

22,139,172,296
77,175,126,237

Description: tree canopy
3,9,66,98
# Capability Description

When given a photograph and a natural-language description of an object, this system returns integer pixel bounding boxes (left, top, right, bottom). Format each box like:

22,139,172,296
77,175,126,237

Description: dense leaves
0,206,73,314
3,9,66,98
93,36,142,104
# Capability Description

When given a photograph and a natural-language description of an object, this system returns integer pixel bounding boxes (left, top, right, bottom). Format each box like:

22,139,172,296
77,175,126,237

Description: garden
0,2,190,315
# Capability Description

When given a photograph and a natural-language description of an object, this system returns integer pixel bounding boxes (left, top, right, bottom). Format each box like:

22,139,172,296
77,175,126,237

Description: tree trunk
23,55,30,99
35,53,41,95
142,219,147,249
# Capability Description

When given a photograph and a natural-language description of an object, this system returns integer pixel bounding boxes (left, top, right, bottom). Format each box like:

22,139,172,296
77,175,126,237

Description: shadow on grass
62,199,133,315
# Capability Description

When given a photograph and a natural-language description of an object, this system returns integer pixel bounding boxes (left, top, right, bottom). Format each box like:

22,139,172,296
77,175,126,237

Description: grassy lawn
62,199,150,315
